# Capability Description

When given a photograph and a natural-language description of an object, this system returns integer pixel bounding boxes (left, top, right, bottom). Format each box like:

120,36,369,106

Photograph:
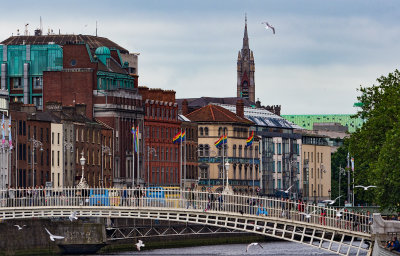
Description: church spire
243,13,249,49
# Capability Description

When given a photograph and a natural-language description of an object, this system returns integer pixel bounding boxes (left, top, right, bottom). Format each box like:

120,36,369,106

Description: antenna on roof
96,21,98,36
24,23,29,36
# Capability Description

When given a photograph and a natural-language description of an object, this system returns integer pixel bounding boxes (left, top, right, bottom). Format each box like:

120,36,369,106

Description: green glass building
282,114,364,133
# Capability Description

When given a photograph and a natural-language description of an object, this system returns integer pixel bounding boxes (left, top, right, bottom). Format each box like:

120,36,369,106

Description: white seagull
279,185,293,194
336,208,345,217
300,210,317,219
45,228,65,241
261,22,275,34
69,211,78,222
246,242,264,252
355,185,377,191
135,239,145,251
322,195,342,205
14,225,26,230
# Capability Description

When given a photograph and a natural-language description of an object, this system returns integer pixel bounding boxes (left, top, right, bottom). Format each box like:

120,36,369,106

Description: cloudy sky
1,0,399,114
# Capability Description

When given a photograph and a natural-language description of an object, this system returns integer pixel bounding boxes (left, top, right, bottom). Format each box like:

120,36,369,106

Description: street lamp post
223,160,232,194
328,189,331,200
338,166,346,207
147,146,156,187
63,142,74,187
101,145,111,187
77,151,88,188
29,136,43,187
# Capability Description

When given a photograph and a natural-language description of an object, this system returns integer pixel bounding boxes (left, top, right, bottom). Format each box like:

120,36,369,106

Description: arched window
199,144,204,157
218,127,223,136
238,165,242,179
205,144,210,156
244,146,247,158
239,145,242,157
223,127,228,136
233,145,237,157
204,127,209,136
199,127,204,136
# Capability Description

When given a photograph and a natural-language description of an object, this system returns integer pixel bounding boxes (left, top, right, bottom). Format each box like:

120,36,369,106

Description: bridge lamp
224,161,230,192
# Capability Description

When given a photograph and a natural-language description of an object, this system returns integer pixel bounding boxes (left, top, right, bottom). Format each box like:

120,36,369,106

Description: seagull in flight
279,185,293,194
322,195,342,205
261,22,275,34
69,211,78,222
45,228,65,241
355,185,377,191
14,225,26,230
246,242,264,252
300,210,317,219
136,239,145,251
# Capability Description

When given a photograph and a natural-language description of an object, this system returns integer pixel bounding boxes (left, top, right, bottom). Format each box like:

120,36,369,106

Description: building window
205,144,209,156
238,145,242,157
32,77,43,89
277,161,282,173
277,179,281,190
233,145,237,157
52,150,54,166
204,127,209,136
277,143,282,154
57,151,60,166
218,127,223,136
10,77,22,89
218,166,223,179
199,127,203,136
57,133,60,145
321,153,323,163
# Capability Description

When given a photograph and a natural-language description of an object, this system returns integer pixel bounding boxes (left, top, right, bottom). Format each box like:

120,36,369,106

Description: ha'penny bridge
0,187,396,256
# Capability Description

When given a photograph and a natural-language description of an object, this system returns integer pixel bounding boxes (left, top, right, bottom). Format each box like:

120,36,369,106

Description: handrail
0,187,372,234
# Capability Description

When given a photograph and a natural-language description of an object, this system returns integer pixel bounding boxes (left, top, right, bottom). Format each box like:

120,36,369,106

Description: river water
97,241,341,255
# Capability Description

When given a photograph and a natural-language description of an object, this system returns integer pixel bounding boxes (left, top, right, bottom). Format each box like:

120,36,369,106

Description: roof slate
185,104,253,125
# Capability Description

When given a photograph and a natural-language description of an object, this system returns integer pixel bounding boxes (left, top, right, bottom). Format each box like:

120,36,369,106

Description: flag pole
179,128,183,189
183,128,187,190
137,125,140,187
222,134,225,190
132,126,135,187
252,146,255,195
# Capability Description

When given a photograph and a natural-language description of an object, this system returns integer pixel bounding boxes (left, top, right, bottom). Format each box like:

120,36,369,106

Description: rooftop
1,34,129,54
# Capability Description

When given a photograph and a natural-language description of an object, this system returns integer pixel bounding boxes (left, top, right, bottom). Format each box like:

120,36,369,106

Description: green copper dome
95,46,111,56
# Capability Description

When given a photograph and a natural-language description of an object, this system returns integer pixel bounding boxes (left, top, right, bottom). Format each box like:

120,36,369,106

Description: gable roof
185,104,253,125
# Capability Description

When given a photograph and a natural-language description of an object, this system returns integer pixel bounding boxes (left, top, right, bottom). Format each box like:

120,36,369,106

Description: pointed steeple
242,14,249,49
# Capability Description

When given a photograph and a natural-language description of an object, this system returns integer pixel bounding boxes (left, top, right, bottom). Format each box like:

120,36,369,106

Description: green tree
349,69,400,210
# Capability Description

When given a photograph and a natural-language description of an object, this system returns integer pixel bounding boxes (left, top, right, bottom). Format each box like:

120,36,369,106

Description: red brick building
139,87,180,186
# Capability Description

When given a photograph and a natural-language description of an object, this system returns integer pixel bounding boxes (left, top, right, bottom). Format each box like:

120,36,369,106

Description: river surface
95,241,342,255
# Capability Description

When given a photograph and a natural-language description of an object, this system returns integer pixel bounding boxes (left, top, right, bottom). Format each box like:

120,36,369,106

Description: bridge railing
0,187,371,234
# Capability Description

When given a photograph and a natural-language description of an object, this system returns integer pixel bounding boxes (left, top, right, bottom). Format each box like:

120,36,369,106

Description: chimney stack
182,99,189,115
236,99,244,118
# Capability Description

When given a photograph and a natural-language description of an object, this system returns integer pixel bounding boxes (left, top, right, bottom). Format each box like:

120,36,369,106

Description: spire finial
245,13,247,25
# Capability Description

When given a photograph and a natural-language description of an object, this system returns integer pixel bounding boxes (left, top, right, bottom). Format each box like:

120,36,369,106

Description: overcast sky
1,0,399,114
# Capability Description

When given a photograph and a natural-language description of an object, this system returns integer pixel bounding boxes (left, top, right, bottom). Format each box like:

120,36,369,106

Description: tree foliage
348,69,400,210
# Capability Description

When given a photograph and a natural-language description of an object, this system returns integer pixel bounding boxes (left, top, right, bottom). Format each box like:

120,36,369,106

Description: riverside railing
0,187,371,234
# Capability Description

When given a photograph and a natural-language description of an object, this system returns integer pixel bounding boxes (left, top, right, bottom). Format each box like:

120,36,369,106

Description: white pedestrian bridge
0,187,375,255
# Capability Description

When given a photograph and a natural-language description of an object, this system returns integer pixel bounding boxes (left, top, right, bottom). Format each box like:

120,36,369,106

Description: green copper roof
95,46,111,56
281,114,364,133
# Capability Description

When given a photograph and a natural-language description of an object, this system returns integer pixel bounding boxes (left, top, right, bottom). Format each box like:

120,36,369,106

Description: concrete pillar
23,63,29,104
1,63,7,91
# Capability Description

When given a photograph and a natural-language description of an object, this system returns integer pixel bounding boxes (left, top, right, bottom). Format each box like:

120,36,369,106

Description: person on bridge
256,203,267,216
320,209,326,226
217,193,223,211
389,237,400,252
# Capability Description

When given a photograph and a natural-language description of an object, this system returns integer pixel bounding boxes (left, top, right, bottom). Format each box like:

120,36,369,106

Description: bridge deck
0,187,372,255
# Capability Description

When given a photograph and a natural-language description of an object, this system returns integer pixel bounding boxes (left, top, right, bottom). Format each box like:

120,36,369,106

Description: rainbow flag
214,134,227,147
173,131,182,144
181,131,186,142
1,113,4,145
246,131,254,147
134,127,139,153
8,115,12,149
